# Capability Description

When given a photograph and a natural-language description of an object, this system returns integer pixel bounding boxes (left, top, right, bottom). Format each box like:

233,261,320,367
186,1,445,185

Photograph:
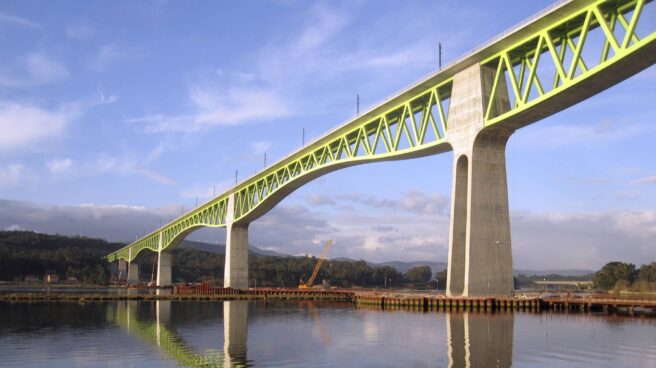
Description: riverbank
2,287,655,316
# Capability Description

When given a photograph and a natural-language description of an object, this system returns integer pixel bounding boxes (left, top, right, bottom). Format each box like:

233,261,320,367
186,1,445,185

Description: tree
638,262,656,282
593,262,637,290
404,266,432,284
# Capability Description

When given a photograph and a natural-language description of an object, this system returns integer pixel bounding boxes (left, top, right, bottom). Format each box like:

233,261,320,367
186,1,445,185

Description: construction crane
299,239,333,289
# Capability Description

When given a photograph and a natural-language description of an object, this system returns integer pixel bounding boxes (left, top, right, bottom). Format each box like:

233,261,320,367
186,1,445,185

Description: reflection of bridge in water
111,300,249,367
110,300,515,367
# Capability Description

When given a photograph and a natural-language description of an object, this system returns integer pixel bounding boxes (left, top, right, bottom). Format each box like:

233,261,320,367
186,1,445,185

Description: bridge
106,0,656,297
534,280,594,289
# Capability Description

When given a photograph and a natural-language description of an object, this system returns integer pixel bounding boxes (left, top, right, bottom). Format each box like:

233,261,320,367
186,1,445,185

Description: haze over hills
181,240,594,277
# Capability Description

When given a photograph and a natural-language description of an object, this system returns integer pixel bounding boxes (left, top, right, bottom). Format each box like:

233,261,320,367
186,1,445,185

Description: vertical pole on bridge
224,193,250,289
445,63,513,297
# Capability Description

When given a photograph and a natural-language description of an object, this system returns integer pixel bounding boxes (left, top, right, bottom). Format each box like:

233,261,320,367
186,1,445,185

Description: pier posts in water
446,64,514,297
224,193,250,289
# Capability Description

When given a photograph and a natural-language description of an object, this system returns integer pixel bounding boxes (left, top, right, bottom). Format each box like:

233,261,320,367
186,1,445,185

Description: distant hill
178,239,286,257
369,260,447,275
514,269,596,277
180,240,595,277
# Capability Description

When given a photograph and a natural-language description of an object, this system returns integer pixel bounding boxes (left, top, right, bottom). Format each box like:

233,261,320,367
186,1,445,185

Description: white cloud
89,44,142,72
1,192,654,270
251,141,272,155
26,53,68,83
179,179,233,200
513,118,654,150
126,3,441,134
0,164,26,185
128,86,291,132
88,153,176,186
0,53,67,87
0,12,41,29
46,158,73,174
0,101,80,153
65,24,94,39
633,175,656,185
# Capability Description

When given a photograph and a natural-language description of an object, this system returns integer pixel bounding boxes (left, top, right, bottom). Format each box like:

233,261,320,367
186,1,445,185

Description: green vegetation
594,261,656,292
0,231,415,288
7,230,651,292
0,231,118,284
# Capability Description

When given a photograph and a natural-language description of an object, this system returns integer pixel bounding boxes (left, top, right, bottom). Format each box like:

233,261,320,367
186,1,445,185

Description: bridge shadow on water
109,300,515,368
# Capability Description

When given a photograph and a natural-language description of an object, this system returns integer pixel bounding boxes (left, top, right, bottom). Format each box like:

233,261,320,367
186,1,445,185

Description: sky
0,0,655,270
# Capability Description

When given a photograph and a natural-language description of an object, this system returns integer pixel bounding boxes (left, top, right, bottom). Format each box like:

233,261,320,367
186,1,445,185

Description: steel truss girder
483,0,655,126
108,80,452,262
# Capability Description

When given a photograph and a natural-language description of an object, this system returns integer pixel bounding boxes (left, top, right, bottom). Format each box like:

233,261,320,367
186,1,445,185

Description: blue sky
0,0,655,270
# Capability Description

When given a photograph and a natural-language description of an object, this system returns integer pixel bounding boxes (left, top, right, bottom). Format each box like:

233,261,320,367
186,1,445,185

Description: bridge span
107,0,656,296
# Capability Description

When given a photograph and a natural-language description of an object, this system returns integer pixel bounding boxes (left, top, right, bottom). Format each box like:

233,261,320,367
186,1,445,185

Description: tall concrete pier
224,194,250,289
127,262,139,284
446,64,513,297
156,252,172,287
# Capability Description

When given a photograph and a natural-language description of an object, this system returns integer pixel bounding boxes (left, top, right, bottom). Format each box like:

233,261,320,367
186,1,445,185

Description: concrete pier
446,64,514,297
118,259,128,281
224,194,250,289
127,262,139,284
156,252,172,287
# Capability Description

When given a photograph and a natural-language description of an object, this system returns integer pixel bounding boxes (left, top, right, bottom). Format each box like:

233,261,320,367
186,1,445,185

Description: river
0,300,654,367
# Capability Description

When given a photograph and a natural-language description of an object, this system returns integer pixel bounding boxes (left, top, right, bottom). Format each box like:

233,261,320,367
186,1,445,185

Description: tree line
593,261,656,291
0,231,433,288
3,231,653,291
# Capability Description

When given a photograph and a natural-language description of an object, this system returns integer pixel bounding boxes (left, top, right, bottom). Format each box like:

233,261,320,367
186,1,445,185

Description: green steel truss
483,0,655,125
107,0,655,262
108,78,453,262
232,80,453,221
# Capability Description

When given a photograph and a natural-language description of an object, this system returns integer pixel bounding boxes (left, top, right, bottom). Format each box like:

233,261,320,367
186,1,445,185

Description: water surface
1,300,654,367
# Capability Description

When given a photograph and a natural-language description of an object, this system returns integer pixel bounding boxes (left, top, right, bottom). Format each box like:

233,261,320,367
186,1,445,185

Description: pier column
223,300,248,366
156,232,173,288
156,252,172,287
446,63,513,297
127,262,139,284
224,193,250,289
118,259,128,282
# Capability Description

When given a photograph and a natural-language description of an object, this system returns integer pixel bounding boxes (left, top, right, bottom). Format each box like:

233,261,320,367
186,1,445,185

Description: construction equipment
299,239,333,289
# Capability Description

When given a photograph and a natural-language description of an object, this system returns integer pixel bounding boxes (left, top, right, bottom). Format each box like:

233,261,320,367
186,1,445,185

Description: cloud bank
1,191,654,270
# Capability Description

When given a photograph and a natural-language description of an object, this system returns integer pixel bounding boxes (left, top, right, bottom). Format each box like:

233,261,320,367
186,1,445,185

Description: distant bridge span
107,0,656,297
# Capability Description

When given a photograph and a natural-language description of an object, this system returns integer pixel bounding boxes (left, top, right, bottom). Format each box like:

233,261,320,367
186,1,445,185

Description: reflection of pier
111,300,249,367
447,312,513,368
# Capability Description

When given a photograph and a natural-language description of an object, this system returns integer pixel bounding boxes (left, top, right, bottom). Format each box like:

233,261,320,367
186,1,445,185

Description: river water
0,300,654,367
